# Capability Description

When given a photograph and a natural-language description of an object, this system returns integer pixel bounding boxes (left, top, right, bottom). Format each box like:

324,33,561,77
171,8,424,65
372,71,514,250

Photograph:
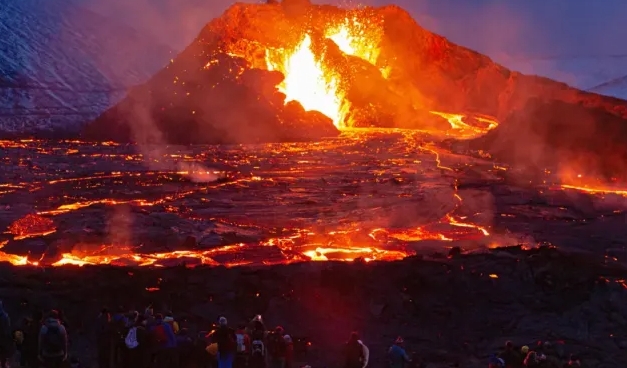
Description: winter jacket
388,344,410,368
38,318,68,358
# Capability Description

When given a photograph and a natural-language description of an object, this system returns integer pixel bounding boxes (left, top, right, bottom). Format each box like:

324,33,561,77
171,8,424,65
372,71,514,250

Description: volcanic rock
82,54,337,144
468,98,627,179
2,250,627,367
84,2,627,146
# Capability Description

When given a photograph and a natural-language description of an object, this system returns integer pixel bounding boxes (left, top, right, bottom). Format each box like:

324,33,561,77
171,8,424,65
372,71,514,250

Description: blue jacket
151,321,177,348
388,345,410,368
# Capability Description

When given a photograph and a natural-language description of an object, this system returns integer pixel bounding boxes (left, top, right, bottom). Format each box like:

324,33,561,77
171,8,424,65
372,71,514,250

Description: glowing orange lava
265,18,383,128
429,111,499,138
7,214,56,240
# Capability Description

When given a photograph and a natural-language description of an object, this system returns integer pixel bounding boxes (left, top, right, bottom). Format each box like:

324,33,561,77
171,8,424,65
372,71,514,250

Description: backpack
251,339,265,357
152,324,168,345
42,325,65,353
125,327,139,349
236,333,246,353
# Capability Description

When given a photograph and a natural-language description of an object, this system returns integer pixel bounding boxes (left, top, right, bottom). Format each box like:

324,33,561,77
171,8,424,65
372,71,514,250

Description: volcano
82,0,627,179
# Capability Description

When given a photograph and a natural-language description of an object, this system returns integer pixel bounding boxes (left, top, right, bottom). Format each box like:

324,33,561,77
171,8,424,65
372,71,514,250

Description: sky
77,0,627,58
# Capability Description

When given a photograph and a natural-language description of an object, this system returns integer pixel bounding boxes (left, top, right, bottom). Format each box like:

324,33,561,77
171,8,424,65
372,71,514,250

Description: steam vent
84,0,627,176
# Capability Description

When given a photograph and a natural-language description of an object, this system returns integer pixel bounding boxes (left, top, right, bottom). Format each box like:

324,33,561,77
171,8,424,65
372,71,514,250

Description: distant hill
588,74,627,100
498,55,627,100
0,0,174,135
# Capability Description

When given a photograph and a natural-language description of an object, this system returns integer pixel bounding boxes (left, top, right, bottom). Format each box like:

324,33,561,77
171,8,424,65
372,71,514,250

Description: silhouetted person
388,337,410,368
21,316,40,368
345,332,365,368
212,317,236,368
0,301,11,368
38,310,68,368
96,308,111,368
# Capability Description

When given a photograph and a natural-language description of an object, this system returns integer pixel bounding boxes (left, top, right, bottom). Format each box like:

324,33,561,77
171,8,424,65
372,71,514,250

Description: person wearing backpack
125,315,148,368
38,310,68,368
249,330,266,368
266,326,287,368
109,307,129,368
234,323,251,368
211,317,237,368
0,301,12,368
150,314,177,368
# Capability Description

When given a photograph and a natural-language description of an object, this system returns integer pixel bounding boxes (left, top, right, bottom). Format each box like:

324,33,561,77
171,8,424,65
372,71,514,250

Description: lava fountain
265,18,385,128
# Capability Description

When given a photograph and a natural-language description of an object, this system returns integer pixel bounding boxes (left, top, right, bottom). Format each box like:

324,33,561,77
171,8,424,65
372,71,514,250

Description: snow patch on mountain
0,0,174,135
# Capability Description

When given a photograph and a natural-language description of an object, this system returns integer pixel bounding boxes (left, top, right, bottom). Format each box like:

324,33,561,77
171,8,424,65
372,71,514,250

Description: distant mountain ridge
0,0,175,135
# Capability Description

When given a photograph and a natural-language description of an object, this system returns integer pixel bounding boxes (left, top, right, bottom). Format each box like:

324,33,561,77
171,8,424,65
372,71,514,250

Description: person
388,337,411,368
109,307,129,368
249,316,266,339
19,316,40,368
234,323,250,368
176,328,194,368
164,312,180,335
523,351,540,367
38,310,68,368
151,314,178,368
344,332,366,368
488,355,505,368
0,301,11,368
498,341,522,368
249,329,266,368
283,335,294,368
95,308,111,368
266,326,287,368
125,315,149,368
212,317,237,368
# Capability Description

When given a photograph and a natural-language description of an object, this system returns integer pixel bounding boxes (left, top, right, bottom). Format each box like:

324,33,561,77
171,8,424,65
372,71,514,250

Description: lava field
1,129,626,268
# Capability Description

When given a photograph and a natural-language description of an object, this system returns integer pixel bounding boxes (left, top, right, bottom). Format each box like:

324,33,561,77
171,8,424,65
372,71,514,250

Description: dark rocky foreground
3,247,627,368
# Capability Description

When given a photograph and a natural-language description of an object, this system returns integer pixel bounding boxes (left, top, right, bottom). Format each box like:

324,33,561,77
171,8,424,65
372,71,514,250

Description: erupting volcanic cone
84,0,627,180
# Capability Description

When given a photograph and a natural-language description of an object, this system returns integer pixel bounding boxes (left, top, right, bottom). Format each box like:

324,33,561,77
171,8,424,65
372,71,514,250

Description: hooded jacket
163,316,180,334
39,318,68,358
388,344,410,368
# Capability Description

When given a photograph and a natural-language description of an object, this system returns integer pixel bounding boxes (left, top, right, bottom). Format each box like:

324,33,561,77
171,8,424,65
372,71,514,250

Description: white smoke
128,98,220,183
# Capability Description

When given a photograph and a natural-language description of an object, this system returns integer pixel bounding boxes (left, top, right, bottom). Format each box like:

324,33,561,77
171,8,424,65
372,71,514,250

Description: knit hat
219,317,227,326
521,345,529,354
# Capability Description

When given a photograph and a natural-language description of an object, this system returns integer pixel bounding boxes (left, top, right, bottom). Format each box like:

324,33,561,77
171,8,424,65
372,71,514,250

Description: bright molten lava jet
266,34,345,127
265,18,384,128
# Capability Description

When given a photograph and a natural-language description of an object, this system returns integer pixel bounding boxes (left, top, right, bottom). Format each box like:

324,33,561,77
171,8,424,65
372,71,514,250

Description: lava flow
0,133,502,268
2,6,625,268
